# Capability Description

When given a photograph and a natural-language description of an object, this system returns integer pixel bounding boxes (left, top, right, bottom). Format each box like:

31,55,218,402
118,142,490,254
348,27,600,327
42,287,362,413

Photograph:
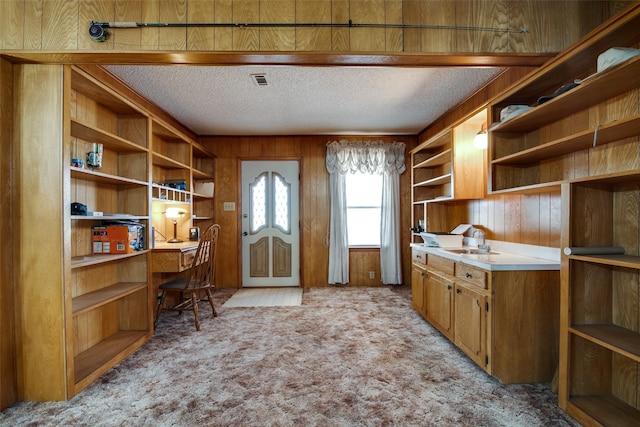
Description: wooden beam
0,51,554,67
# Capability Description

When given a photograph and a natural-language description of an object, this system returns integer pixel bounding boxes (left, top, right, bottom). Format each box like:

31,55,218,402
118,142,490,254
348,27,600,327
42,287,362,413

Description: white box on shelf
194,182,214,197
420,224,471,248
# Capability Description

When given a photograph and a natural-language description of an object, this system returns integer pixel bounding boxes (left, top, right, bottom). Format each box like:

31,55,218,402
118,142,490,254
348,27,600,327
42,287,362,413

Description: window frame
345,171,382,249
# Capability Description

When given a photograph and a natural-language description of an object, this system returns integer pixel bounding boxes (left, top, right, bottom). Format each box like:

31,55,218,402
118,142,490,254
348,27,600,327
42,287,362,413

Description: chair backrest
185,224,220,290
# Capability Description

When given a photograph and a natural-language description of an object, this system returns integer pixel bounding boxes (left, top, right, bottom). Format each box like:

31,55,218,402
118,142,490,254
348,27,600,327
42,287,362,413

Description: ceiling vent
251,73,268,86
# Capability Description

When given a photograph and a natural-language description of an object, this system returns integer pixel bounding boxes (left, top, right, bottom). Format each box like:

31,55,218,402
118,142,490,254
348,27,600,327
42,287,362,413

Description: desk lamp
165,207,186,243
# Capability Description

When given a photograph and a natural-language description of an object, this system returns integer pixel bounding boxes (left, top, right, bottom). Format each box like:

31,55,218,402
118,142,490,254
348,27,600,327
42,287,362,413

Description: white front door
241,160,300,287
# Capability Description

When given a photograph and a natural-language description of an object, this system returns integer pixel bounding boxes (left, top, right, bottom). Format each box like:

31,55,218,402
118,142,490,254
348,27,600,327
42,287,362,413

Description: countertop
411,242,560,271
153,241,199,251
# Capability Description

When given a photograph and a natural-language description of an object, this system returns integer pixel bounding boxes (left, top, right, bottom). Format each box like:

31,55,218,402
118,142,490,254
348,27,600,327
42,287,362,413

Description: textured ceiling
104,65,503,136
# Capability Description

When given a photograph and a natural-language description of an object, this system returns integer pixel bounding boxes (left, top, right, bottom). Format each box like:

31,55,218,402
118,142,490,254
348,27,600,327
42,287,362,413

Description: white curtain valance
326,140,406,175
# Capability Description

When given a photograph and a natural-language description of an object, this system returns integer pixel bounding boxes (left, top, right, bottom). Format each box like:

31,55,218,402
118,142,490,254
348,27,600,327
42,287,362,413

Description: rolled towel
563,246,625,256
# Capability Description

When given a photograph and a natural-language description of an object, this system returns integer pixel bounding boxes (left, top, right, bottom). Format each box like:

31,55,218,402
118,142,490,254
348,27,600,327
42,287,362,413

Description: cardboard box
92,224,142,254
92,226,110,254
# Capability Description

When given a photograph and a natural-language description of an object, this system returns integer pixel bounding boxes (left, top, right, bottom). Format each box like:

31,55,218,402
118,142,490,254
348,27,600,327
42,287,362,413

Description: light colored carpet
223,287,303,307
0,286,579,427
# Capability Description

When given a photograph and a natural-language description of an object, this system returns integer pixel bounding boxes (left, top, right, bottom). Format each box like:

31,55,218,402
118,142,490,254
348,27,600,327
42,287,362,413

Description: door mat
222,288,303,308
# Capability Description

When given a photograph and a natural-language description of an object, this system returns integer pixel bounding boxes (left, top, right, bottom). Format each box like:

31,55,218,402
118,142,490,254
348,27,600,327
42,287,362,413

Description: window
345,172,382,247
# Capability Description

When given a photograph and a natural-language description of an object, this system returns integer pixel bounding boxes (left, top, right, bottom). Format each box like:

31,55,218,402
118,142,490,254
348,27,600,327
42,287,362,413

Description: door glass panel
250,172,267,234
273,172,291,234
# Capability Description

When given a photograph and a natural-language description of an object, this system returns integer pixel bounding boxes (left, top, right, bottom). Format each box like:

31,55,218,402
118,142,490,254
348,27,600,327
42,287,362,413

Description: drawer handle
465,272,472,278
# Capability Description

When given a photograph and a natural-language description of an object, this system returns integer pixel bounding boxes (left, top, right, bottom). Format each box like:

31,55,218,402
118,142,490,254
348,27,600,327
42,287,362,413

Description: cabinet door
411,263,427,317
454,284,487,368
426,270,454,340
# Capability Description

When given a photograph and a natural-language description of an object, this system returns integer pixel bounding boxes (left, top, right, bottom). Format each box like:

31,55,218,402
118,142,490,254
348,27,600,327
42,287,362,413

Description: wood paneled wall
0,0,627,54
0,58,16,410
427,193,561,248
199,135,416,288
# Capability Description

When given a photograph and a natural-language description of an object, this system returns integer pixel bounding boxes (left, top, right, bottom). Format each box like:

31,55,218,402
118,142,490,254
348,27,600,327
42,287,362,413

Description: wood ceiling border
0,51,554,67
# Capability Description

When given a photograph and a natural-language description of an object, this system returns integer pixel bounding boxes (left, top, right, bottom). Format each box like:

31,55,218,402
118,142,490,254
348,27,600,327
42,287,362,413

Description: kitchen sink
444,248,499,255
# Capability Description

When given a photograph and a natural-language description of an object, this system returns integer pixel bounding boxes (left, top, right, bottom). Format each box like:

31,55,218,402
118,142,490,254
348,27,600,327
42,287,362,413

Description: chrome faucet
473,229,490,252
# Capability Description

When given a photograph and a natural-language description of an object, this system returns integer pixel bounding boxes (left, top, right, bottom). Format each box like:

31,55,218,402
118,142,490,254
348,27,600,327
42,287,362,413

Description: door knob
242,232,248,236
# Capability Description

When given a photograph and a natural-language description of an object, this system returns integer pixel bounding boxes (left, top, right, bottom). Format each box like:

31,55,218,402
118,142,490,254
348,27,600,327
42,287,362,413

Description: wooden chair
154,224,220,331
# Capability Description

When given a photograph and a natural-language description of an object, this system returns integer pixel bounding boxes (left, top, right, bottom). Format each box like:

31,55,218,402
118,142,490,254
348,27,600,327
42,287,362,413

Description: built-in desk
151,241,200,314
152,241,199,273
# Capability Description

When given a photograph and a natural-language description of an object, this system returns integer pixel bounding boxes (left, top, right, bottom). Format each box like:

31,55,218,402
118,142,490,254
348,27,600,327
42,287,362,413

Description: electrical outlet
223,202,236,211
369,271,375,279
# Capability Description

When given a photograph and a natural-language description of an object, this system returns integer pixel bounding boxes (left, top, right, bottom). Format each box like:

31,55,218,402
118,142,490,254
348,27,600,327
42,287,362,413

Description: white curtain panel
326,140,406,284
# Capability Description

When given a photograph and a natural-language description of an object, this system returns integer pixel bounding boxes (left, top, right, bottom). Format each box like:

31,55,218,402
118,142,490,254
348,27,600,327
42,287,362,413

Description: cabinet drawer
428,254,455,276
153,249,197,272
181,249,196,269
412,248,427,265
455,263,487,289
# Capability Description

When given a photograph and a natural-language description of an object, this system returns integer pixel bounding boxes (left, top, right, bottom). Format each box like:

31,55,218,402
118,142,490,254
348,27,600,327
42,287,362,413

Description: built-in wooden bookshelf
486,3,640,425
410,109,486,243
13,63,216,401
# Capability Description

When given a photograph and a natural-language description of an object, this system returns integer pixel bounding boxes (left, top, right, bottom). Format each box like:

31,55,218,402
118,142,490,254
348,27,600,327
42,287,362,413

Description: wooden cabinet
12,63,217,402
150,121,216,243
68,66,154,397
482,3,640,423
426,268,454,341
410,249,559,384
453,260,488,368
191,142,216,231
68,66,153,397
560,175,640,426
411,261,427,318
151,119,192,241
488,5,640,195
14,64,153,401
411,248,428,317
454,283,487,368
410,110,486,243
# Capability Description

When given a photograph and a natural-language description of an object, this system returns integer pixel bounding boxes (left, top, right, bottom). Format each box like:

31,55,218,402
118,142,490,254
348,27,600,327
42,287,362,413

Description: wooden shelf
70,250,149,269
569,253,640,269
414,148,452,169
193,168,214,180
570,324,640,363
426,196,454,203
71,67,143,116
571,169,640,186
414,129,451,152
70,167,148,187
71,215,149,221
152,183,191,202
568,396,640,427
72,282,148,316
414,173,452,187
489,181,562,195
492,56,640,133
492,114,640,166
152,152,190,169
70,120,147,153
413,197,454,204
192,143,216,178
152,119,187,141
74,330,148,384
192,192,214,200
